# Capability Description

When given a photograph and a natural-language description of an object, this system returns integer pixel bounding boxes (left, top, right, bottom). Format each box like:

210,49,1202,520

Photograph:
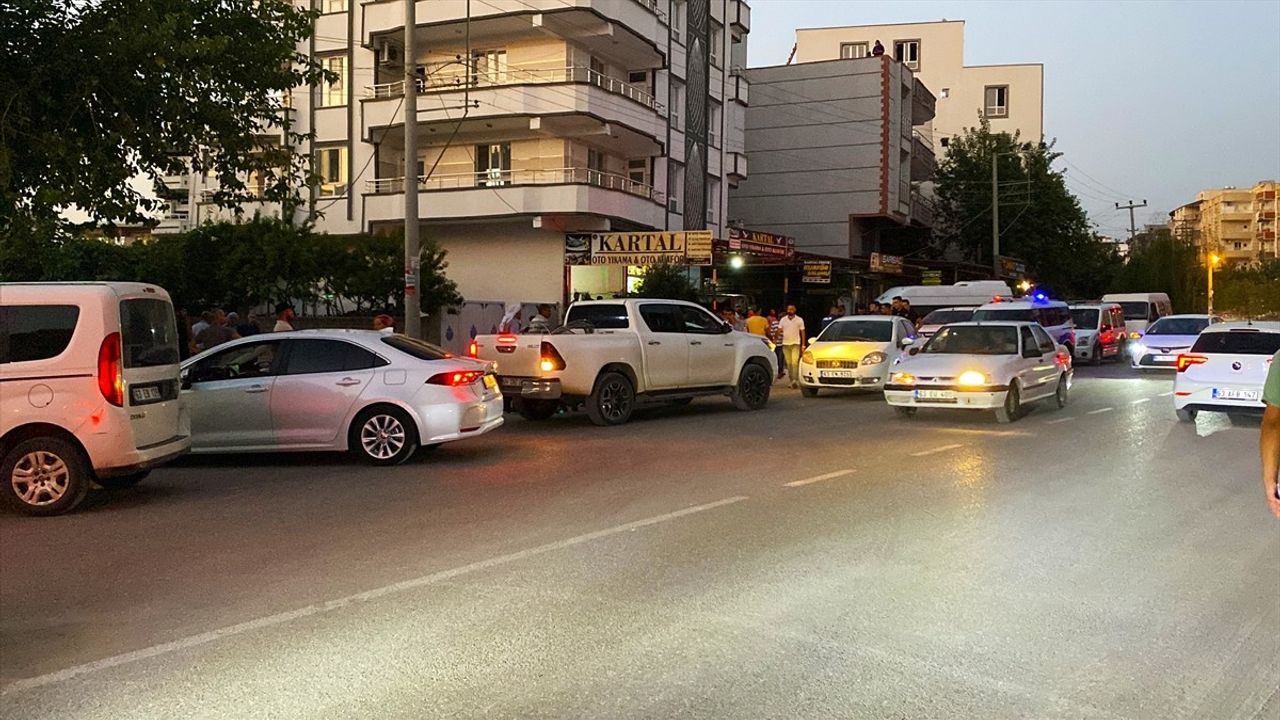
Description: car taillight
467,340,478,358
1175,354,1207,372
540,341,566,373
427,370,485,386
97,332,125,406
1056,350,1071,366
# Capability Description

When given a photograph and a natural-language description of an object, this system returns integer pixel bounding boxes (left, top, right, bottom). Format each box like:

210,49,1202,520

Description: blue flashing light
1031,292,1048,303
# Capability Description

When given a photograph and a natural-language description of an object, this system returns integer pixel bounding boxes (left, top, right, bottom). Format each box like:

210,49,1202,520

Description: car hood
1138,334,1198,350
893,353,1016,379
808,340,892,361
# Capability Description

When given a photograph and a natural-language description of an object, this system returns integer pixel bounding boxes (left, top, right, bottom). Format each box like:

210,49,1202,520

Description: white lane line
1045,416,1075,425
1130,398,1150,405
784,469,855,487
909,443,964,458
940,428,1033,437
0,496,751,695
1087,407,1115,415
1159,391,1174,397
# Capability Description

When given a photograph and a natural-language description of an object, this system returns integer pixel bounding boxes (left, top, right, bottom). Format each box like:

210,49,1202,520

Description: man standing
194,308,238,351
1261,350,1280,519
821,303,843,331
273,303,295,332
745,308,770,337
900,299,920,327
527,304,556,334
778,305,806,388
767,309,785,379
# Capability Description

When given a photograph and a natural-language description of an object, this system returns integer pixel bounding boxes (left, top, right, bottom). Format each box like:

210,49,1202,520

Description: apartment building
1253,180,1278,259
1168,200,1201,245
1197,187,1258,263
792,20,1042,155
159,0,751,306
727,55,936,257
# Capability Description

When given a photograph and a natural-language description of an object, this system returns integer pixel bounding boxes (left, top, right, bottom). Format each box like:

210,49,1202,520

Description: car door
183,339,283,450
680,305,737,386
895,318,918,350
636,304,690,390
1016,327,1044,395
270,339,382,447
1029,325,1062,398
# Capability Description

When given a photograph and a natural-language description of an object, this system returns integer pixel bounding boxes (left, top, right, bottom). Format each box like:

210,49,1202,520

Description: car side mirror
180,369,193,390
721,322,734,334
908,347,920,356
900,336,914,348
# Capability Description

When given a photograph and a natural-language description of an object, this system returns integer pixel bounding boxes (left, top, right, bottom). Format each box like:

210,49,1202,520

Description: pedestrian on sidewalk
767,309,785,379
745,308,770,337
273,303,296,332
1261,348,1280,519
778,305,806,388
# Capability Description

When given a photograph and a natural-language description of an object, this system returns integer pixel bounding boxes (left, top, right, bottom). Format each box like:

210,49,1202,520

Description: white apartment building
158,0,751,307
794,20,1043,155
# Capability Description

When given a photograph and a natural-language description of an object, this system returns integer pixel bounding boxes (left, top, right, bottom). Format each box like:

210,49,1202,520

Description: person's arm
1263,404,1280,519
799,319,806,347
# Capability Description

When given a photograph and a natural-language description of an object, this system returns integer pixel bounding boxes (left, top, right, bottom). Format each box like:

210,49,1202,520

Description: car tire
894,406,917,418
586,371,635,426
1088,343,1101,366
513,398,558,421
349,406,419,466
1,436,92,516
1175,407,1197,423
1055,374,1069,408
995,382,1021,424
96,471,149,490
731,363,772,411
801,386,819,398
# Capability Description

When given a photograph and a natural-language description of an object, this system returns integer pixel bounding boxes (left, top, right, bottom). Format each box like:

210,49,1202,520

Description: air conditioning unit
375,39,402,67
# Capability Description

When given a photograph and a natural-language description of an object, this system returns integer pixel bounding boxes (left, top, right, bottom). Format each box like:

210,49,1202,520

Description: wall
434,222,566,304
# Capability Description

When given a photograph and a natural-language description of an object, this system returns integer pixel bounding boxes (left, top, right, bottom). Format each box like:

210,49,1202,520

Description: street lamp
728,255,745,270
1207,252,1220,315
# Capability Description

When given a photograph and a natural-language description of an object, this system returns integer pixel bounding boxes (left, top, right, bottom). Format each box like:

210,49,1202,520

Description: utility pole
403,0,421,339
991,152,1000,279
1115,199,1148,240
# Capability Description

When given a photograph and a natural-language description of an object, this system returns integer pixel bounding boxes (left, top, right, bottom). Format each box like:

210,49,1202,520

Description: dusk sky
748,0,1280,238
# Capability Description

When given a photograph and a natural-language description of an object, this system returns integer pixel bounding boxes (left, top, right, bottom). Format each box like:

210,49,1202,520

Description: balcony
909,189,934,228
730,0,751,34
911,132,936,181
730,73,749,106
727,151,747,183
911,77,936,126
367,65,662,113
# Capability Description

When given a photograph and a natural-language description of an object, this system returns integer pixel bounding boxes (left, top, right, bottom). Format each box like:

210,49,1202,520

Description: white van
0,283,190,515
875,281,1013,316
971,296,1077,354
1099,293,1173,338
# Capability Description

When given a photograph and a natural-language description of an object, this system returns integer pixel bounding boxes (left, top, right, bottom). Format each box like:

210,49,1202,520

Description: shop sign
870,252,903,274
727,227,795,259
999,256,1027,277
565,231,712,266
921,270,942,286
801,260,832,284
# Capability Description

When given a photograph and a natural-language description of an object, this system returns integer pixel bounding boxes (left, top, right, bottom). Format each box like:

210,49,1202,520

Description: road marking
0,495,750,695
1087,407,1115,415
940,428,1033,438
1044,416,1075,425
1159,391,1174,397
909,443,963,457
784,469,855,487
1130,398,1150,405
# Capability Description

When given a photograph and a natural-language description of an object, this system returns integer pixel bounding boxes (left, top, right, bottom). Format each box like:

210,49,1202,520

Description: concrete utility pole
991,152,1000,280
403,0,421,339
1115,199,1148,240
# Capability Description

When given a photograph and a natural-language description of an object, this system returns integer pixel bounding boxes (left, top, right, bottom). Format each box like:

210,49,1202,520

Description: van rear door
118,293,184,449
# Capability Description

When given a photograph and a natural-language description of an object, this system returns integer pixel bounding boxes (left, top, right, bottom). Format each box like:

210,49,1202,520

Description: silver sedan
180,330,503,465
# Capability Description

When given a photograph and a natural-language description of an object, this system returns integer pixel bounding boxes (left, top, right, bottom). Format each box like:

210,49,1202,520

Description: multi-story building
727,55,935,257
158,0,751,307
1168,200,1201,245
1253,180,1278,259
1197,187,1256,263
791,20,1042,156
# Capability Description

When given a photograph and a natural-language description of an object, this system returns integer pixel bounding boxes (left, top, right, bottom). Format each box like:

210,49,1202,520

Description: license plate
914,389,955,400
820,370,855,378
1153,355,1175,362
1212,388,1259,401
132,386,162,402
483,375,498,390
500,377,522,389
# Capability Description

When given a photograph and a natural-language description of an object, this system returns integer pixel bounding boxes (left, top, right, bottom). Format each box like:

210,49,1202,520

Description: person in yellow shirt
744,308,770,336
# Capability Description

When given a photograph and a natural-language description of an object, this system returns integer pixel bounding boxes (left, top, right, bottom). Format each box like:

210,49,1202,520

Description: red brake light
97,332,124,406
496,334,518,345
1175,354,1207,372
1056,350,1070,365
427,370,485,386
467,340,478,358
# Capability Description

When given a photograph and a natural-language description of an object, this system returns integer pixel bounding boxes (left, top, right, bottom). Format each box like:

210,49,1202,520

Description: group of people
499,302,558,334
177,303,298,359
724,306,808,389
867,296,921,325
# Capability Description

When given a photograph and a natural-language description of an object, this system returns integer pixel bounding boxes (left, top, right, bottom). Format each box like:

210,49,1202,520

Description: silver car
180,330,503,465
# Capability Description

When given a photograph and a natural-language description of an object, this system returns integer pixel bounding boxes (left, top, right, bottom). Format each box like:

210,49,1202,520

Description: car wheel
1,436,92,516
513,398,558,421
350,406,419,465
1055,374,1069,408
894,406,917,418
995,382,1021,424
1175,407,1197,423
801,386,819,398
97,471,149,490
731,363,772,411
1088,343,1101,366
586,371,635,426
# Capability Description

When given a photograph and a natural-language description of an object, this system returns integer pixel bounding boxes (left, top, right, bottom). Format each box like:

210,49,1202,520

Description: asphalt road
2,363,1278,719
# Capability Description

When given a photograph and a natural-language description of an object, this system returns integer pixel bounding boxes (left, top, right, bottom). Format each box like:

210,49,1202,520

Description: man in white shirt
273,303,295,332
778,304,806,388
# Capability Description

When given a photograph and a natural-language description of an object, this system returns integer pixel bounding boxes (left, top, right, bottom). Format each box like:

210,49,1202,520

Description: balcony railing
366,65,664,114
630,0,668,23
365,167,664,202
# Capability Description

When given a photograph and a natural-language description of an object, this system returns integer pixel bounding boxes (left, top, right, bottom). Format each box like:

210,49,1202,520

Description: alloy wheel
360,414,407,460
742,367,769,406
11,451,70,507
598,379,633,422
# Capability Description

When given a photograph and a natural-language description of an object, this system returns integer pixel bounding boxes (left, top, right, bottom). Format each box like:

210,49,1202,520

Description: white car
1,282,190,515
1130,314,1220,370
1173,321,1280,422
798,315,917,396
182,330,503,464
916,306,976,340
885,322,1073,423
1069,303,1127,365
971,296,1077,355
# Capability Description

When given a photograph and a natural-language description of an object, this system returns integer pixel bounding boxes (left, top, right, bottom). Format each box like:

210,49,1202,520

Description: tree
634,261,698,301
1110,227,1202,313
0,0,326,235
932,118,1119,298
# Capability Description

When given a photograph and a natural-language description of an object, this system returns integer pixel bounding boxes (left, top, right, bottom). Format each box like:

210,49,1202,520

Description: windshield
120,298,180,367
1069,309,1099,329
921,309,974,326
817,320,893,343
1146,317,1209,336
564,303,629,329
923,326,1019,355
970,308,1034,322
1118,302,1150,320
1190,331,1280,355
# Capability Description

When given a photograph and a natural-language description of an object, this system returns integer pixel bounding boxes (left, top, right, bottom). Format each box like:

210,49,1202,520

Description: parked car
1100,292,1173,339
472,299,777,425
1068,302,1127,365
884,322,1072,423
916,306,977,339
1173,321,1280,422
1,282,190,515
181,330,502,464
1130,314,1220,370
875,281,1012,317
971,295,1076,355
797,315,917,397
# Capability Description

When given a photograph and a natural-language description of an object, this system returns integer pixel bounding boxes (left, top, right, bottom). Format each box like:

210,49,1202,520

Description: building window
587,148,607,185
475,143,511,186
984,85,1009,118
711,22,723,68
940,137,949,148
471,49,508,86
709,101,722,147
670,80,683,130
707,178,720,224
317,146,348,196
894,40,920,70
322,0,348,13
628,158,650,188
672,0,684,44
939,87,950,99
628,70,649,89
319,55,346,107
839,42,869,59
668,162,684,213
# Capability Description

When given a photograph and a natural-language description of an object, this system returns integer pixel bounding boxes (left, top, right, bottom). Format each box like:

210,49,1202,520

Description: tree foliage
634,261,699,301
1110,228,1202,313
0,0,325,233
933,119,1119,298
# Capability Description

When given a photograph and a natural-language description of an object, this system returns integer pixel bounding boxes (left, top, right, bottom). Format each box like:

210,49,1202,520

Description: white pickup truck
473,299,778,425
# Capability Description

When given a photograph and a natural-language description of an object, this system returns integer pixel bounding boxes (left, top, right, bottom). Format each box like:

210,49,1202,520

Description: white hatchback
884,322,1073,423
1173,321,1280,422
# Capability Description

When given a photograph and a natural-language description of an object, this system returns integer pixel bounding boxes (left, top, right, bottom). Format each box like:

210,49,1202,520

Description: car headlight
1130,342,1147,358
861,351,887,365
890,372,916,385
802,350,814,364
1129,331,1141,340
957,370,990,386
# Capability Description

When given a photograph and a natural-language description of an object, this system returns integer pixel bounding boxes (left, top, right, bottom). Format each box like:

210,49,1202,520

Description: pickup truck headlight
801,350,814,364
861,351,887,365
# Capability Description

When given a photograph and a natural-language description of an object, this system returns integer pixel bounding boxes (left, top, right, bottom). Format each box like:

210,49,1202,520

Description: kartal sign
565,231,713,266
